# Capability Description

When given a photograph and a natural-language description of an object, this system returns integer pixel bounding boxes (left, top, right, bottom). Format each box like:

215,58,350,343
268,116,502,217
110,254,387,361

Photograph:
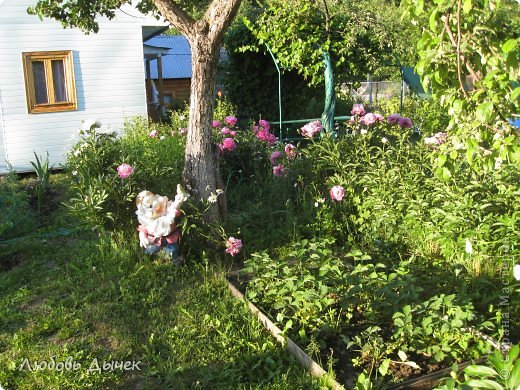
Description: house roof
145,35,192,79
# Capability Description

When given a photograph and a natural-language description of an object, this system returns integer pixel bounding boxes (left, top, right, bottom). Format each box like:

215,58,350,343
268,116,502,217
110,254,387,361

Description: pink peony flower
212,120,221,128
259,119,270,130
351,104,366,116
225,116,238,126
398,117,413,129
360,113,378,126
221,137,237,152
273,164,286,177
256,129,277,144
387,114,402,125
149,130,158,138
225,237,243,256
284,143,297,159
221,127,231,135
374,113,384,122
329,185,345,201
229,130,237,137
269,150,283,165
117,163,134,179
300,120,323,138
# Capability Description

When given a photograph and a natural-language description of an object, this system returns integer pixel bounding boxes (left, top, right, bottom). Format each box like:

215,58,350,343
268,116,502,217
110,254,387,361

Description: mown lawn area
0,174,321,389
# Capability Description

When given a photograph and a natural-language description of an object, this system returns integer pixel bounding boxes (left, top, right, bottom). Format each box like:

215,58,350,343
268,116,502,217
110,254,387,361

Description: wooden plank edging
226,280,344,390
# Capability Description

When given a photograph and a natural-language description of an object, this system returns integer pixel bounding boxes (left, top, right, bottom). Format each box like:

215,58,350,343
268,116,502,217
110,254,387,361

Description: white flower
514,264,520,281
314,202,319,207
360,129,368,135
81,119,101,131
179,115,186,121
381,137,388,144
73,149,81,157
215,189,224,195
465,239,473,255
453,141,465,150
424,136,437,145
160,136,165,141
207,193,218,204
494,157,503,170
72,170,78,176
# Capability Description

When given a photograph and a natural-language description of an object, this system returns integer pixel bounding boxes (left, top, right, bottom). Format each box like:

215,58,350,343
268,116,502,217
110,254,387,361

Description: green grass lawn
0,175,321,389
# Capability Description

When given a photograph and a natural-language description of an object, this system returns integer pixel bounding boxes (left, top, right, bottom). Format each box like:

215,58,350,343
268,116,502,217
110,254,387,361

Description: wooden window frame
22,50,77,114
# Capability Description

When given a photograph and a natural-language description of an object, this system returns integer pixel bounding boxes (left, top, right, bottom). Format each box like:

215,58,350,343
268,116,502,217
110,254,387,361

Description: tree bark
153,0,242,222
184,34,226,221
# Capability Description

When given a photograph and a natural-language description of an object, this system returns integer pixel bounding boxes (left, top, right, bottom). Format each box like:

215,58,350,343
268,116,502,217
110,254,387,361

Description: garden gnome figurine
135,185,189,265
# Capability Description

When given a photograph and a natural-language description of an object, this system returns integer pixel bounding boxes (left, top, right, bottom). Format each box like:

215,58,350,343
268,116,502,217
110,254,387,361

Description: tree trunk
183,35,226,222
152,0,242,223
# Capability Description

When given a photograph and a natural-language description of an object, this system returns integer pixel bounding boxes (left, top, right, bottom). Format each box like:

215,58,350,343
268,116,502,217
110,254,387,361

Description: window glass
32,61,48,104
51,60,67,102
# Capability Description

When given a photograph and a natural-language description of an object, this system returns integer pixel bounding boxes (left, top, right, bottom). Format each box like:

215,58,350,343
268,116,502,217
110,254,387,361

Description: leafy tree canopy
402,0,519,174
28,0,213,33
241,0,419,86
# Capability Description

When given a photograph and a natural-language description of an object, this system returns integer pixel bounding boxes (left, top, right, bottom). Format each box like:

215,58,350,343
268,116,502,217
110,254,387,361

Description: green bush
65,118,185,229
285,108,519,277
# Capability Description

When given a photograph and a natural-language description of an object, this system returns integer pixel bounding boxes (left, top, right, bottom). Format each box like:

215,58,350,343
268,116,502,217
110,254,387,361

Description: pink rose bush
270,150,283,165
220,137,237,152
345,105,414,142
284,143,297,159
225,237,243,256
212,115,241,153
117,163,134,179
225,116,238,126
300,120,323,138
329,185,345,201
273,164,287,177
254,120,277,145
351,104,366,116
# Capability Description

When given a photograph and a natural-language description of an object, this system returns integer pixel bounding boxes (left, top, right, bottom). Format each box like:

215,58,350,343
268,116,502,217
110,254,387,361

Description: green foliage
242,0,418,86
232,106,517,384
391,294,493,362
29,0,213,33
435,344,520,390
289,110,519,275
401,0,520,174
242,238,342,338
65,118,185,229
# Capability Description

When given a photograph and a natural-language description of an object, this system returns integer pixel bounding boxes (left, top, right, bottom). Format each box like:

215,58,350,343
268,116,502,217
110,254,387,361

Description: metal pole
265,44,283,139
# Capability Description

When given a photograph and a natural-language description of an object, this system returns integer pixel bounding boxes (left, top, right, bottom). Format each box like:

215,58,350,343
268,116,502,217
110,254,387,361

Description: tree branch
455,0,468,97
152,0,196,38
322,0,331,34
204,0,242,43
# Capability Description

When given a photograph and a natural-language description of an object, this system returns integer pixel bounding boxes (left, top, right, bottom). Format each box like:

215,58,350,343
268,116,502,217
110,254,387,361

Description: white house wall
0,0,155,172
